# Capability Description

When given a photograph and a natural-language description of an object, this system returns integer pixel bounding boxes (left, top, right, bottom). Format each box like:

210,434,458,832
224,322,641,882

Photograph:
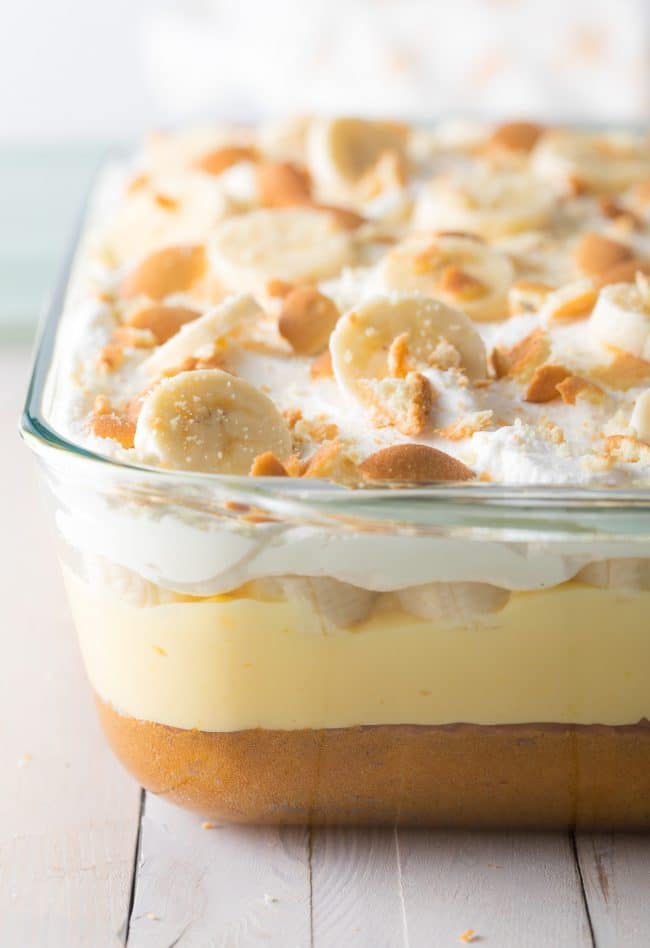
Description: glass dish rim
19,140,650,529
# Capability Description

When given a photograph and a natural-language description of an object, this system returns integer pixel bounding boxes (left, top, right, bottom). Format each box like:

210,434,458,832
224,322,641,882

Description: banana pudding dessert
34,118,650,826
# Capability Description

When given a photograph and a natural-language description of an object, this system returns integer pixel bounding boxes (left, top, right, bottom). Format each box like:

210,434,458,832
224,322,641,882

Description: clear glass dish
21,173,650,829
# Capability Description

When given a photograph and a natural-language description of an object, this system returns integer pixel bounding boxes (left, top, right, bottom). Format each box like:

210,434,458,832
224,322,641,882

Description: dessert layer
49,120,650,491
41,119,650,608
55,489,650,595
66,569,650,731
98,700,650,827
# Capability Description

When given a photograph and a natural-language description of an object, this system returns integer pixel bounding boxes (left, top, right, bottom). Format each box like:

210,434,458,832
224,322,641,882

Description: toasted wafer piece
525,364,570,403
359,444,474,482
303,440,359,482
256,161,312,207
127,304,200,343
574,232,634,277
250,452,289,476
278,287,340,355
487,121,544,153
120,245,206,300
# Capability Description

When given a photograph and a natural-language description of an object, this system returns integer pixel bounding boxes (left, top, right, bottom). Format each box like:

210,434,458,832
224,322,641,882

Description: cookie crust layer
98,699,650,828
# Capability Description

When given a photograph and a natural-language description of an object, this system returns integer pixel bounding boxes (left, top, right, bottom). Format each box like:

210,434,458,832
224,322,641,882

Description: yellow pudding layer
64,570,650,732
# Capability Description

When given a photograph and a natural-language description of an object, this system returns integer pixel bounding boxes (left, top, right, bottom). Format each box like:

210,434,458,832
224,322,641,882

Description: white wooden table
2,347,649,948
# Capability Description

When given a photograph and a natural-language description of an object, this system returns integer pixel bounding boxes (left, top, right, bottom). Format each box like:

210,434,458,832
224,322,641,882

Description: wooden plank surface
127,795,311,947
396,829,592,948
0,349,142,948
576,833,650,948
310,827,407,947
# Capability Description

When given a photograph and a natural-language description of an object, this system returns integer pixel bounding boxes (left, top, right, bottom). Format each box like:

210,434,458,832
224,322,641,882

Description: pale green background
0,145,113,342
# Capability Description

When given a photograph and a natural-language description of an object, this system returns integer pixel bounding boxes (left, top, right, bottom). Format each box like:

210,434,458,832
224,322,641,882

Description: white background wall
2,0,649,143
1,0,648,333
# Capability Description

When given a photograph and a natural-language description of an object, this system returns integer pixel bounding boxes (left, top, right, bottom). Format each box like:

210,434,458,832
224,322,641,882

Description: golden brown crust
546,285,598,321
487,121,544,153
491,329,550,381
556,375,605,406
525,364,570,403
278,287,340,355
359,443,474,482
574,232,634,277
590,350,650,390
127,304,200,344
256,161,312,208
91,398,136,448
435,265,487,301
120,245,206,300
266,278,295,298
97,699,650,828
303,440,358,481
249,451,289,477
593,258,650,290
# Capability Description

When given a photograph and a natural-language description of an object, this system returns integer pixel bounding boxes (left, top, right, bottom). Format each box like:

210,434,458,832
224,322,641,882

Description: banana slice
209,208,355,294
81,553,181,607
331,293,487,391
141,295,264,378
631,389,650,443
307,116,408,198
102,172,231,265
414,168,554,239
532,130,650,193
577,559,650,591
134,369,292,474
377,234,513,321
330,295,486,434
398,581,510,624
590,277,650,359
247,575,377,632
280,577,377,631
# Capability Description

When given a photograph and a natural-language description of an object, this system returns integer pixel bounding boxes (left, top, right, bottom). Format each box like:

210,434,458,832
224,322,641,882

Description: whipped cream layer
42,118,650,593
48,118,650,487
66,569,650,731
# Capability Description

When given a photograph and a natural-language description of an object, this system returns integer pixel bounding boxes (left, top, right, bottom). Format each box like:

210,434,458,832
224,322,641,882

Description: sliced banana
398,581,510,624
102,172,231,265
330,295,486,434
81,553,181,607
134,369,292,474
590,278,650,359
414,168,554,239
307,116,408,198
577,559,650,591
281,577,377,631
377,234,513,321
141,295,264,378
331,294,487,395
247,575,377,632
209,208,355,295
533,130,650,193
631,389,650,443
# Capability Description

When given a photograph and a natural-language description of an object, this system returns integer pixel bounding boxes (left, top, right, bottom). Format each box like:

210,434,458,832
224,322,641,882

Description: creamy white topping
43,119,650,594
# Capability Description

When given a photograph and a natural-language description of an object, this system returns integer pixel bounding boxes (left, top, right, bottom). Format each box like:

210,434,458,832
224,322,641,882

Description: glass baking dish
21,168,650,830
